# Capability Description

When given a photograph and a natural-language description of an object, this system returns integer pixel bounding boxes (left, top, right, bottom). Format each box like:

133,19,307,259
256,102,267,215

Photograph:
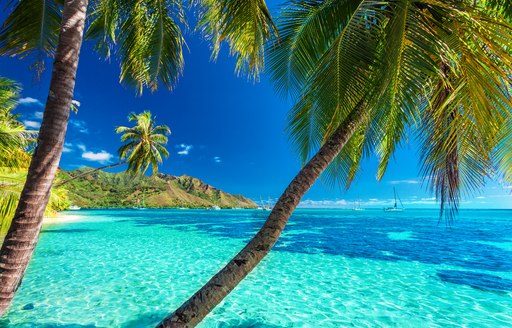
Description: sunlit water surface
2,209,512,327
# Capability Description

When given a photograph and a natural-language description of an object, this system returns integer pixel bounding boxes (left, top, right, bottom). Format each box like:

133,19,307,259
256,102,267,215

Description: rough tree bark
0,0,88,315
157,104,366,327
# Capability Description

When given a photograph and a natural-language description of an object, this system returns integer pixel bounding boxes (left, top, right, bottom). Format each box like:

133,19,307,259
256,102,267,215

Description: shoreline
42,213,84,225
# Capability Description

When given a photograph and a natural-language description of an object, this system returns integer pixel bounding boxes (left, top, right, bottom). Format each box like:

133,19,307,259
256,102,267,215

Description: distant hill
58,168,257,209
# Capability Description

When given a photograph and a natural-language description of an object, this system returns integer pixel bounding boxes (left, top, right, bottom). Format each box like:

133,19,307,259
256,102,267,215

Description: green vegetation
116,111,170,175
57,111,171,187
60,168,256,209
0,77,69,238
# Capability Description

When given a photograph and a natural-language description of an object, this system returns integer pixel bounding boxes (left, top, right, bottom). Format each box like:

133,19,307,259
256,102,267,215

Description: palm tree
116,111,170,174
0,0,276,315
158,1,512,326
56,111,171,187
0,78,30,164
0,77,32,233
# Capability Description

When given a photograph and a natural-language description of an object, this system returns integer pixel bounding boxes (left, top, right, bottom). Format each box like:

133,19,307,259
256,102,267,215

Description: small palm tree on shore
56,111,170,187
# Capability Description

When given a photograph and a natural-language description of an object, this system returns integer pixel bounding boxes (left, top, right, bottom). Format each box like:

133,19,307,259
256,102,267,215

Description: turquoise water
2,209,512,327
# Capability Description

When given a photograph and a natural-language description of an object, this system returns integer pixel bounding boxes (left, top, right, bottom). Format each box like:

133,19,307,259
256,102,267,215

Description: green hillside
58,168,257,209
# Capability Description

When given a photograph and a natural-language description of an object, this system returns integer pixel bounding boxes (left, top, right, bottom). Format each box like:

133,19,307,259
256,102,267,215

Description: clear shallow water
2,209,512,327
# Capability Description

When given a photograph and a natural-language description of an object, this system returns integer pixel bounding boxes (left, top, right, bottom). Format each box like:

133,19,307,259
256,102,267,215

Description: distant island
58,168,257,209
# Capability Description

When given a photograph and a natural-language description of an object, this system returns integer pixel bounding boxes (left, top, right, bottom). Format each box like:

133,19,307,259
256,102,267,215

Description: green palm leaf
0,0,63,77
196,0,277,80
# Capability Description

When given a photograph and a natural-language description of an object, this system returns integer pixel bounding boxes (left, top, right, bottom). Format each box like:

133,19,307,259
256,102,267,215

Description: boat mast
394,187,399,209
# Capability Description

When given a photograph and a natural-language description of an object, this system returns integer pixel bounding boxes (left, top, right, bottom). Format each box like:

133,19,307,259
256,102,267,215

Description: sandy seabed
42,213,83,225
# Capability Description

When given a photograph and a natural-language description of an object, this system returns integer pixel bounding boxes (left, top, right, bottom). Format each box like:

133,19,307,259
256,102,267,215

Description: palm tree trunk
55,161,127,187
157,104,366,327
0,0,88,316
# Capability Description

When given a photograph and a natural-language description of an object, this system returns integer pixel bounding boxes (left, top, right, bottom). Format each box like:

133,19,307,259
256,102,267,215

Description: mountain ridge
59,168,257,209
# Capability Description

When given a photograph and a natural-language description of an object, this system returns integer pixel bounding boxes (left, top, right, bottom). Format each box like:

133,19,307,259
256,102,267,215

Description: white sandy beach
42,213,83,225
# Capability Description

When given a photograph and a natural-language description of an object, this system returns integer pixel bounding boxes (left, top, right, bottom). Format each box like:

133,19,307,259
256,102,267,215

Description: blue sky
1,3,511,209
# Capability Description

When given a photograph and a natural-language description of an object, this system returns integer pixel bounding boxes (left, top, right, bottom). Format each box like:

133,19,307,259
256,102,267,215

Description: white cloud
388,179,420,185
77,144,87,152
213,156,222,163
18,97,44,107
23,120,41,129
34,111,44,119
176,144,193,155
82,150,113,163
70,120,88,133
62,142,74,153
299,196,441,208
299,199,350,208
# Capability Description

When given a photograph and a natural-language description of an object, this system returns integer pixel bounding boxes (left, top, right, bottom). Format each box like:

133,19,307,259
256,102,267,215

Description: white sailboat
351,200,364,211
257,196,271,210
384,187,404,212
263,197,273,211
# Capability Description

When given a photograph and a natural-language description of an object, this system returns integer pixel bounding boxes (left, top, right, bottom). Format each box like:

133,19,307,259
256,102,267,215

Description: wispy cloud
388,179,420,185
299,199,350,208
77,144,87,152
62,142,74,153
18,97,44,107
34,111,44,119
23,120,41,129
213,156,222,163
70,120,88,133
176,144,193,155
299,196,441,208
82,150,113,163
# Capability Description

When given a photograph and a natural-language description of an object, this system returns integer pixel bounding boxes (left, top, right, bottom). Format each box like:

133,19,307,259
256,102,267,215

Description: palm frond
282,0,385,164
0,77,21,111
85,0,121,58
118,0,185,93
417,1,512,218
0,0,63,77
196,0,277,80
372,0,442,180
268,0,362,96
496,116,512,184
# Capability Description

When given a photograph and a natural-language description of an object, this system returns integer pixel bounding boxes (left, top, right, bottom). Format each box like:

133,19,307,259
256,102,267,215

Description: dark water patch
266,212,512,272
437,270,512,293
120,312,168,328
21,303,34,310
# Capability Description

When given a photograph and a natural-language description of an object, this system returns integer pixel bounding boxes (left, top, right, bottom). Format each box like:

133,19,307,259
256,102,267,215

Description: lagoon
2,209,512,327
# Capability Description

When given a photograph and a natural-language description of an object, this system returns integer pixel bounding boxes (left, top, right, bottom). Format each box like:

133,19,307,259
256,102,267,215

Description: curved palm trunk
0,0,88,316
55,161,127,187
158,104,366,327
